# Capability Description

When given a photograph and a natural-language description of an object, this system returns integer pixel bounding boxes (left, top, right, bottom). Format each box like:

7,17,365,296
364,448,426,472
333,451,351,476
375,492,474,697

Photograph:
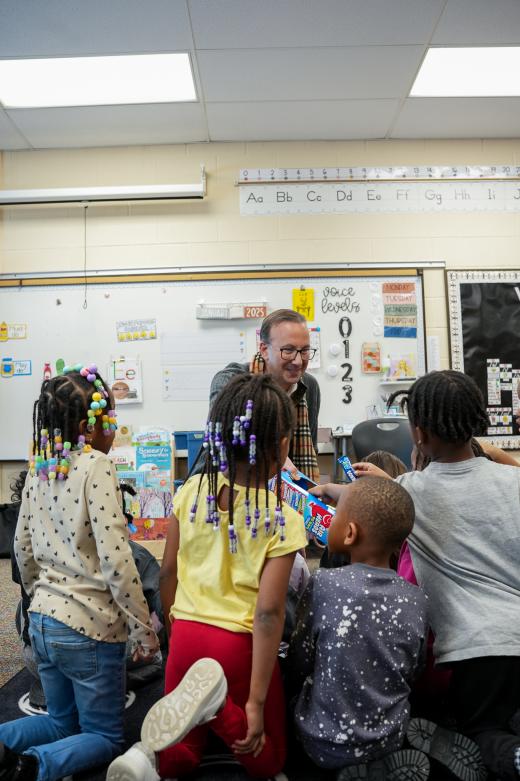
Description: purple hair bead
251,506,260,539
243,399,253,429
228,525,237,553
232,416,240,446
264,507,271,535
249,434,256,465
279,514,286,541
206,494,214,523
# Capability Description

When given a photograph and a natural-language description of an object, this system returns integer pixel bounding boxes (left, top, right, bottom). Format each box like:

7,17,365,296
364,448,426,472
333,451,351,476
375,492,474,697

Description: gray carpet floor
0,558,24,687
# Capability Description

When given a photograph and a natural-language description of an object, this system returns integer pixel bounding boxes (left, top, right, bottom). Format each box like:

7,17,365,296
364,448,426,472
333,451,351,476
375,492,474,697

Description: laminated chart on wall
116,318,157,341
161,329,246,402
447,270,520,447
382,282,417,338
238,166,520,215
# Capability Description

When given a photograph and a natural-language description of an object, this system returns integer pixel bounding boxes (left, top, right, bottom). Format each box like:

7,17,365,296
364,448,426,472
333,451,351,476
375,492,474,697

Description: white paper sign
107,356,143,405
240,181,520,216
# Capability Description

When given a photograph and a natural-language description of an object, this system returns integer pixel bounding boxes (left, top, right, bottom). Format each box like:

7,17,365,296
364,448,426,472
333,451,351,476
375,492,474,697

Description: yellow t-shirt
172,473,308,633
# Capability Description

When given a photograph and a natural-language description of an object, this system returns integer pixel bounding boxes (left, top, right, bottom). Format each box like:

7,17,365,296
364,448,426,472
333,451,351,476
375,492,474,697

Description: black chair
351,417,413,469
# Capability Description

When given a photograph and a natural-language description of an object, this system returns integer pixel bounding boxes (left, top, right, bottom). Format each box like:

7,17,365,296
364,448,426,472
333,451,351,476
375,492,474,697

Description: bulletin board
447,269,520,448
0,268,426,460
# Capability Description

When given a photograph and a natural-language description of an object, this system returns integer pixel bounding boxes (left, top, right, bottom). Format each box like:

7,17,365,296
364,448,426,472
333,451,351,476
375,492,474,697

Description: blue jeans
0,613,126,781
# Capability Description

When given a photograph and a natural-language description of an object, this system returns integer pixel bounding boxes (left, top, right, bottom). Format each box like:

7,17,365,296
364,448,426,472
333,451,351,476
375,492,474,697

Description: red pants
158,619,287,779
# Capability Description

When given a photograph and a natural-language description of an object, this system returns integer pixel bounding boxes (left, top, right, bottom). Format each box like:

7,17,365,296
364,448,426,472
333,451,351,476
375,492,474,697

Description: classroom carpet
0,668,334,781
0,558,25,687
0,668,480,781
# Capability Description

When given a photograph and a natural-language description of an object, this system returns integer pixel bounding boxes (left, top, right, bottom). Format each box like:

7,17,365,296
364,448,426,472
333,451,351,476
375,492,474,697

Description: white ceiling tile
0,0,193,57
0,109,29,149
206,100,398,141
0,0,518,145
199,47,423,102
392,97,520,138
189,0,444,48
6,104,208,149
433,0,520,45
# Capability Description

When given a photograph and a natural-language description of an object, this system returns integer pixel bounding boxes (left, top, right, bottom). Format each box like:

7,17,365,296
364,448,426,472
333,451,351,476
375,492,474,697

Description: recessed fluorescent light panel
410,47,520,97
0,53,197,108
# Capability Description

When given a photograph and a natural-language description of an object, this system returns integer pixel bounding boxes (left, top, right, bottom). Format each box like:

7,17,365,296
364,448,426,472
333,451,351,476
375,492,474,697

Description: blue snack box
271,469,335,544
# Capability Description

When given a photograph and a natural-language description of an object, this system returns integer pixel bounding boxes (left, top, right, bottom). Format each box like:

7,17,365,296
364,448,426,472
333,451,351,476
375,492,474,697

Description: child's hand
131,635,160,664
232,700,265,757
308,482,343,506
282,456,299,480
353,462,391,479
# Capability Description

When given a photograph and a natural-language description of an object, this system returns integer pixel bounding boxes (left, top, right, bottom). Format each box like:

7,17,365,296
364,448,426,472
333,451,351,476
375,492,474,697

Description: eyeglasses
279,347,317,361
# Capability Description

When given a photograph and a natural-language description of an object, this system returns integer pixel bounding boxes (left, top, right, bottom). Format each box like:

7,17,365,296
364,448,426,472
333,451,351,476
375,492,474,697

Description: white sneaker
105,742,159,781
141,657,227,753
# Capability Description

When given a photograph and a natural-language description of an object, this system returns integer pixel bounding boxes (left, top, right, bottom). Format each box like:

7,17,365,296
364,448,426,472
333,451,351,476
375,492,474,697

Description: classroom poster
292,288,315,321
116,318,157,342
1,358,32,377
382,282,417,338
0,322,27,341
107,356,143,404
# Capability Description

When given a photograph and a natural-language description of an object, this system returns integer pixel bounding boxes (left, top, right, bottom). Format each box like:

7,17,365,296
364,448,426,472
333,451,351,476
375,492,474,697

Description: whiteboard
0,273,425,460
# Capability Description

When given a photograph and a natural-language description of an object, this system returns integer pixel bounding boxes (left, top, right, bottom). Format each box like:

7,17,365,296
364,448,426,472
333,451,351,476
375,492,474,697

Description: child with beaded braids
107,373,307,781
316,370,520,781
0,364,159,781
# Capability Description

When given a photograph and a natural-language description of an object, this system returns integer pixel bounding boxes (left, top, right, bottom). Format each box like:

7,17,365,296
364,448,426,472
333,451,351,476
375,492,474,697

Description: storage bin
174,430,204,470
187,431,204,470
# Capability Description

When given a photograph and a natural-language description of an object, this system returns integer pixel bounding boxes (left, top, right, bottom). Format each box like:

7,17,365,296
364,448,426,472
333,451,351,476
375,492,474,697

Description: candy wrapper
338,455,357,482
269,469,335,544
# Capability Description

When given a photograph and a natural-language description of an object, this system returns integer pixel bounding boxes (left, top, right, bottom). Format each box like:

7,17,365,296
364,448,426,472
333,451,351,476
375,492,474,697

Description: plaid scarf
250,353,320,483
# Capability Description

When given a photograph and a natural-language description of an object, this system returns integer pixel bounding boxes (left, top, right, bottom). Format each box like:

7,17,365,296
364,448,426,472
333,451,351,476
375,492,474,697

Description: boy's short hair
344,476,414,550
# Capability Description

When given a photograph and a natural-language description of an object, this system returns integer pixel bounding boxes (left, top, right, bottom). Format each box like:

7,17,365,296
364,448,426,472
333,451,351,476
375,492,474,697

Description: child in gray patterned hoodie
289,476,428,780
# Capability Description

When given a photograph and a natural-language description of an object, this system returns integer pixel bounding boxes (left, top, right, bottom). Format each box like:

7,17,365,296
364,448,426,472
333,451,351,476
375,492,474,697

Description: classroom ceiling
1,0,520,150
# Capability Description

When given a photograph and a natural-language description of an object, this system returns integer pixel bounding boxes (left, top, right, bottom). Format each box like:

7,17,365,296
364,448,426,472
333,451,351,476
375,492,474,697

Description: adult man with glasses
209,309,321,482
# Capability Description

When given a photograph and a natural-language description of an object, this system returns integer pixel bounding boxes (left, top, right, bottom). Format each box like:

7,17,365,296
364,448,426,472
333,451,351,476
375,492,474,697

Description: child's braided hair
198,372,295,542
388,370,489,444
32,371,111,457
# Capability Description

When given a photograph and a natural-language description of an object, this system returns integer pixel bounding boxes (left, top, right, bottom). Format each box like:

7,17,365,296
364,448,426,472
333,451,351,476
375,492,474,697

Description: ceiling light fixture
410,47,520,97
0,53,197,108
